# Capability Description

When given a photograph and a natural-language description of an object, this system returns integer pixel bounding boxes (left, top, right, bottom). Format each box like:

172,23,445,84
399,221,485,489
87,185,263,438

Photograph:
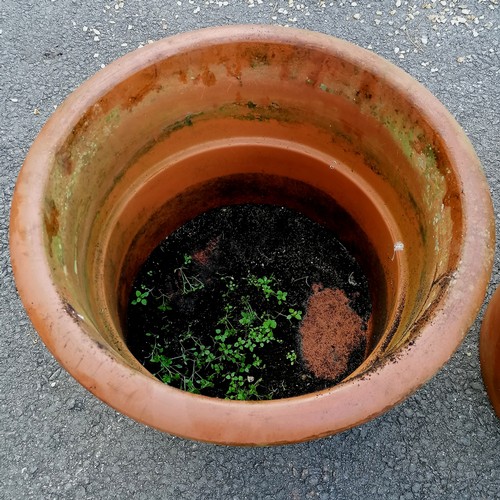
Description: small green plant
146,332,215,392
174,254,204,294
248,275,274,298
131,285,149,306
286,308,302,321
247,274,289,305
276,290,287,304
157,294,172,313
286,350,297,365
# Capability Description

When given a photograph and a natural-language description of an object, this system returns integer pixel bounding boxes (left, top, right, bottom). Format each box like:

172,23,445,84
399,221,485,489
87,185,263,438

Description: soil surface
126,204,372,399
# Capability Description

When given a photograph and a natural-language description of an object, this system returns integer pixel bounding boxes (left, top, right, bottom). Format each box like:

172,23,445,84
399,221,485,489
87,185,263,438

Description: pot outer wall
9,25,495,445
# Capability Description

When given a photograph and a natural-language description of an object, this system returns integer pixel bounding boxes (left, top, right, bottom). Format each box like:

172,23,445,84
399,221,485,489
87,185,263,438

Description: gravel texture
1,1,499,499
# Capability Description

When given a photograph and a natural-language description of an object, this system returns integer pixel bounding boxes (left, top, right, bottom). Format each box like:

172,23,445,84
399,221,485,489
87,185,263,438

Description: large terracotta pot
10,25,494,445
480,288,500,418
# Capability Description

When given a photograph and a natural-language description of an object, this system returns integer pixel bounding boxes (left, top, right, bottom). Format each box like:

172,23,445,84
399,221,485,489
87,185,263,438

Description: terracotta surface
10,25,494,445
480,288,500,418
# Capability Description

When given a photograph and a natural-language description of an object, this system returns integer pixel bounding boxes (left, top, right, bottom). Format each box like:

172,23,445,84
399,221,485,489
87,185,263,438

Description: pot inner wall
92,138,405,379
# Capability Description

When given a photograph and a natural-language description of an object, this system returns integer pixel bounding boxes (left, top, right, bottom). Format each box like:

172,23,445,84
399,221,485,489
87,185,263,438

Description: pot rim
10,25,495,445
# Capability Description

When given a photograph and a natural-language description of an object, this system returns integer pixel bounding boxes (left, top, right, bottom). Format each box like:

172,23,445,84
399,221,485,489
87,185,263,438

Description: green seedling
286,350,297,365
286,308,302,321
276,290,287,304
131,285,149,306
154,292,172,313
174,255,204,295
248,275,275,300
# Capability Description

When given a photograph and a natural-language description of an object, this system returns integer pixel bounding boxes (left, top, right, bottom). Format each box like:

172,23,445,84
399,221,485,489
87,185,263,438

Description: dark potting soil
125,204,372,400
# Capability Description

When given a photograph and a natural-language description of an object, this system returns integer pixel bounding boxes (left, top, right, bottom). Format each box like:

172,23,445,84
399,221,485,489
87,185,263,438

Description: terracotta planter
480,288,500,418
10,26,494,445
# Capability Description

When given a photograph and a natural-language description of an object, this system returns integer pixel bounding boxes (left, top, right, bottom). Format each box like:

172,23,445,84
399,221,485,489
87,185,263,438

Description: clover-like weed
131,285,149,306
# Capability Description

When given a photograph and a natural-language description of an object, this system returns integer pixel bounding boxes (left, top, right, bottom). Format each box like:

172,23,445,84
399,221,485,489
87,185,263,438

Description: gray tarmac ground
1,1,499,498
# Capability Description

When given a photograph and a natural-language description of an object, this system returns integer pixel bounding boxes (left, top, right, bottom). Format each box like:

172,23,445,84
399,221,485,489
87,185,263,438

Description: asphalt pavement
1,1,499,499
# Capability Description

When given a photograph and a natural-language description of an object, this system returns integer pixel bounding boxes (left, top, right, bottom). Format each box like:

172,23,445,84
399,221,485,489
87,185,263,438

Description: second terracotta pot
480,288,500,418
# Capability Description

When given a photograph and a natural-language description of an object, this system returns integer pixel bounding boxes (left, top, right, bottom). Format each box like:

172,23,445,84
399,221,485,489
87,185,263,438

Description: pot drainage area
125,203,373,400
